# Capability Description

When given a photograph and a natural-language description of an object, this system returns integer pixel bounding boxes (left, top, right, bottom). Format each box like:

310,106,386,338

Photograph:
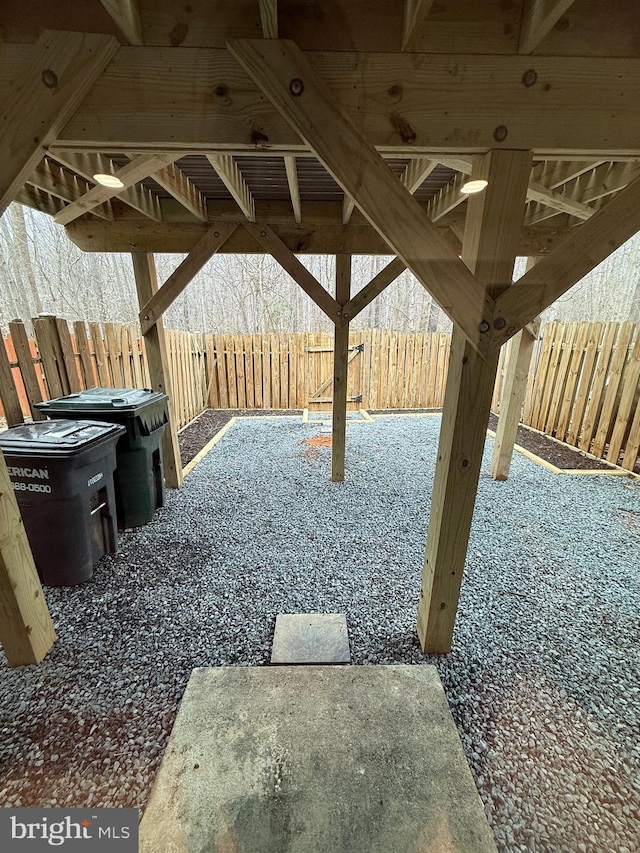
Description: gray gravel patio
0,413,638,853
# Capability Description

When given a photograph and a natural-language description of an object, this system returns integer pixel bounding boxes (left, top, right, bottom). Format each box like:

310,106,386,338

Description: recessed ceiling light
93,173,124,189
460,179,489,195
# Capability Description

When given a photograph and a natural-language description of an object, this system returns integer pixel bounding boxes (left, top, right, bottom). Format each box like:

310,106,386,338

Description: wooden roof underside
2,0,640,255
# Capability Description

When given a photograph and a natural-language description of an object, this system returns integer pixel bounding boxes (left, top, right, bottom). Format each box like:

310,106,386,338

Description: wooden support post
132,253,183,489
0,450,56,666
332,255,351,482
490,258,540,481
417,149,532,654
489,328,537,480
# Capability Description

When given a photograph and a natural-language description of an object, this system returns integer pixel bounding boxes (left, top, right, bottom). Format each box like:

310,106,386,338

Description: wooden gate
305,339,364,412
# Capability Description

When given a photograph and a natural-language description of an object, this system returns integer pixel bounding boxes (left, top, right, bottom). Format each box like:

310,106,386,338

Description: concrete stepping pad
270,612,350,664
140,665,497,853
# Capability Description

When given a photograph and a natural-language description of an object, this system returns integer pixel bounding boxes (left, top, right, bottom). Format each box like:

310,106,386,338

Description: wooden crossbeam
401,0,435,51
531,160,606,189
259,0,278,38
53,153,177,225
0,30,118,217
426,172,468,222
27,159,113,220
284,156,302,223
228,39,491,353
100,0,143,45
243,223,342,321
342,258,407,321
152,161,208,222
50,151,162,220
491,173,640,351
139,223,237,335
17,184,70,218
206,154,256,221
342,196,356,225
28,47,640,156
518,0,577,55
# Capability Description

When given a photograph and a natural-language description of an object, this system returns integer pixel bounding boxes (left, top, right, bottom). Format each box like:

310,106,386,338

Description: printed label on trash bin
0,808,138,850
88,472,104,487
7,466,49,479
11,482,52,494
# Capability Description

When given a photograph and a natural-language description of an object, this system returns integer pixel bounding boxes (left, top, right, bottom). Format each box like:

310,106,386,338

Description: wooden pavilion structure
1,0,640,667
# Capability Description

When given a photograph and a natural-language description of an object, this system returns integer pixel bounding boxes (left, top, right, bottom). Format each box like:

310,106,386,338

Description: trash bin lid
36,388,167,414
0,419,125,457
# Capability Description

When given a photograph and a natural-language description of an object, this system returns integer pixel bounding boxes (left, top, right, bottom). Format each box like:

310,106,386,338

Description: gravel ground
0,414,638,853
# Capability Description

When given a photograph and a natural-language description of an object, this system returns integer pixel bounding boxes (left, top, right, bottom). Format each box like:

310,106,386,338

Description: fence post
9,320,45,420
32,315,70,400
0,335,25,426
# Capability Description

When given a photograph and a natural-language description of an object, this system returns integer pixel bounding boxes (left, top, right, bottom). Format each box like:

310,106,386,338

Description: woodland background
1,203,640,334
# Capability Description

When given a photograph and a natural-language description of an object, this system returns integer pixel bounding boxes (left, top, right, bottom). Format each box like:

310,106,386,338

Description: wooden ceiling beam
259,0,278,38
50,151,164,221
16,47,638,157
0,30,118,217
491,173,640,351
243,223,342,322
284,156,301,224
228,39,491,353
65,217,574,257
16,185,68,218
518,1,577,55
100,0,143,45
27,159,113,220
531,160,606,189
53,153,176,225
401,0,435,51
139,223,237,335
206,154,256,221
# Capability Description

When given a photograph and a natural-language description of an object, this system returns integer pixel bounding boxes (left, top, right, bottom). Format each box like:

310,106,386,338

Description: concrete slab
271,613,350,664
140,665,498,853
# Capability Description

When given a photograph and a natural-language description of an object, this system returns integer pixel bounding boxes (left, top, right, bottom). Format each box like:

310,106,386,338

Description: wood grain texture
0,30,118,216
132,253,183,489
227,39,490,352
206,154,255,221
0,451,56,666
331,255,351,482
417,149,532,654
518,0,577,55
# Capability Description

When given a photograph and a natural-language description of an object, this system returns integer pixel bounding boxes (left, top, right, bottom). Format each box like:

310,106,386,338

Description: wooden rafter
50,151,163,221
228,39,490,353
518,0,577,55
242,223,341,321
206,154,256,222
151,161,208,222
53,153,178,225
139,223,237,335
100,0,143,45
284,156,301,224
0,30,118,217
259,0,278,38
342,196,356,225
16,184,67,218
27,159,113,220
491,173,640,351
343,157,436,224
426,172,468,222
401,0,435,51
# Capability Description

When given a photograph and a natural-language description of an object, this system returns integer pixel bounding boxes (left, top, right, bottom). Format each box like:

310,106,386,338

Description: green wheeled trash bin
0,420,125,586
37,388,169,530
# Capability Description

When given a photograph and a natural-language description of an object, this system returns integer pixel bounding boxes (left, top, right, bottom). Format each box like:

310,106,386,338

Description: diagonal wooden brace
139,223,237,334
227,38,493,355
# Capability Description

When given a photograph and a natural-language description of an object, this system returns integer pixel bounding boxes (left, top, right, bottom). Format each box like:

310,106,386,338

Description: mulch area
487,413,618,471
178,408,623,473
178,408,302,466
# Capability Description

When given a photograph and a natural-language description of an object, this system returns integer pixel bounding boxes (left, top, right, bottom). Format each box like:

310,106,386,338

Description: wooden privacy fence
519,321,640,471
2,320,639,471
0,317,207,431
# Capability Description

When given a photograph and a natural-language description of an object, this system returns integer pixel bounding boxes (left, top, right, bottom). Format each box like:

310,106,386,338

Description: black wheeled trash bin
0,419,124,586
37,388,169,530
